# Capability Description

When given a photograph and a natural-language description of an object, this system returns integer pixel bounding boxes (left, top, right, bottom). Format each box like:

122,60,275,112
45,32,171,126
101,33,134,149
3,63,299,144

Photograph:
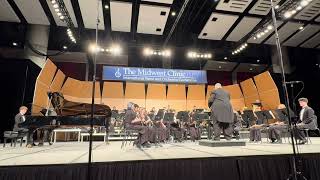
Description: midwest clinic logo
115,68,121,78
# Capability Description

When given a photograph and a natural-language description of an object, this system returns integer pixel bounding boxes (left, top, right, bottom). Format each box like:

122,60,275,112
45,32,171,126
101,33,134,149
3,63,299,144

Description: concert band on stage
12,83,318,148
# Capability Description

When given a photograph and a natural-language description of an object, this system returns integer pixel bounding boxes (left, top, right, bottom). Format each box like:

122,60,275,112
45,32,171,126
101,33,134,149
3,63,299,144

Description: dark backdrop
0,59,40,142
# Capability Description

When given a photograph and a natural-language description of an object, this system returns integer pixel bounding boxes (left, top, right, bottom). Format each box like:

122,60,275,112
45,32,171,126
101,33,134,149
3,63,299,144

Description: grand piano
20,92,112,140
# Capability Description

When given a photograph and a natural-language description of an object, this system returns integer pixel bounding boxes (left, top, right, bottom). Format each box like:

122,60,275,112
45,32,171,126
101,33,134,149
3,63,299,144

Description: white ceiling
265,22,302,45
216,0,253,13
249,0,280,15
283,24,320,47
14,0,49,25
301,32,320,48
0,0,20,22
247,21,283,43
142,0,174,4
78,0,105,30
46,0,78,27
199,13,239,40
110,1,132,32
294,0,320,21
226,17,261,42
137,4,170,35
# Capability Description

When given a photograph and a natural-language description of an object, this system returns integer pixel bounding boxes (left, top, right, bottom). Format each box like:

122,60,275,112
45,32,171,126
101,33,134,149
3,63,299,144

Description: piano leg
78,131,80,142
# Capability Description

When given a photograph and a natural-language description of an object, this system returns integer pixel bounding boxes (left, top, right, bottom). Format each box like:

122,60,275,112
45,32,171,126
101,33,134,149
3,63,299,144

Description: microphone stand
269,1,305,180
87,0,100,180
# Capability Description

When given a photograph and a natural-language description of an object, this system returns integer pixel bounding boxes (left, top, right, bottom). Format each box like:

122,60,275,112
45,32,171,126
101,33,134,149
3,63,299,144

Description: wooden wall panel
124,83,146,108
146,83,167,111
240,78,260,108
167,84,186,111
187,85,206,110
254,71,280,109
50,70,65,92
101,82,124,110
223,84,245,111
37,59,57,87
32,82,49,115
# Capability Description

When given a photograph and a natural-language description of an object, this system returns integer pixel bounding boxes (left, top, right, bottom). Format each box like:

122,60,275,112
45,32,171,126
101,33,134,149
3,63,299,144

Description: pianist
13,106,34,148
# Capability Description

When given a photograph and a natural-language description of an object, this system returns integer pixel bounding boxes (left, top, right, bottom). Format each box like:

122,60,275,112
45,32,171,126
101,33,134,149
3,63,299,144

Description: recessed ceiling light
275,5,279,9
299,26,304,30
171,12,176,16
53,4,59,8
105,5,109,9
224,57,228,60
267,25,273,30
296,6,302,10
12,42,17,46
249,68,253,71
257,59,260,62
218,66,222,69
63,46,67,49
284,11,292,19
300,0,309,7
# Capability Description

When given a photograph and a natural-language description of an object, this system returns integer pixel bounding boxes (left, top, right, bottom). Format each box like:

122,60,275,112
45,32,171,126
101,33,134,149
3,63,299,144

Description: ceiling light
187,52,194,58
89,44,100,53
264,29,269,33
171,12,176,16
284,11,292,18
59,16,64,20
300,0,309,7
260,32,265,36
257,34,261,38
164,49,171,57
53,4,59,8
12,42,17,46
63,46,67,49
291,10,297,14
232,52,235,55
299,26,304,30
54,8,60,12
207,54,212,58
105,5,109,9
51,0,56,4
143,48,152,56
275,5,279,9
244,43,248,47
57,12,62,16
253,36,257,40
267,25,273,30
296,6,302,10
111,45,122,55
249,68,253,71
257,59,260,62
101,48,105,52
224,57,228,60
153,52,157,55
196,54,200,58
218,66,222,69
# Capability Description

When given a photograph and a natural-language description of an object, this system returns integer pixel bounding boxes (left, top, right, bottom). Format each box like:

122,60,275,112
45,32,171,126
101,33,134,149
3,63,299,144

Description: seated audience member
124,103,152,148
267,104,288,143
293,98,317,144
13,106,34,148
249,102,263,142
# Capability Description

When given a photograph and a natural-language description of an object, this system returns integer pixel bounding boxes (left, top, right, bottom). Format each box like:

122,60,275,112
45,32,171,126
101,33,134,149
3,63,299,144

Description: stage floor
1,137,320,166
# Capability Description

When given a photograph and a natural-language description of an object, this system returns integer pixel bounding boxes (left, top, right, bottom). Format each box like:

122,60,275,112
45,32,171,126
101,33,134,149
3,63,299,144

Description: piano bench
3,131,25,148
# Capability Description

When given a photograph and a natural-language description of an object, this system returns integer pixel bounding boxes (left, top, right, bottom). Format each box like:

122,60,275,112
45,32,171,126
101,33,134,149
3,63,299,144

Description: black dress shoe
142,143,151,148
38,143,44,147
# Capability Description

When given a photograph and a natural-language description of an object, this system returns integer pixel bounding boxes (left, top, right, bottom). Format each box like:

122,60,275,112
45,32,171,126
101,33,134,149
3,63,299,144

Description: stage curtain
101,82,125,110
187,85,206,110
167,84,186,111
146,83,167,111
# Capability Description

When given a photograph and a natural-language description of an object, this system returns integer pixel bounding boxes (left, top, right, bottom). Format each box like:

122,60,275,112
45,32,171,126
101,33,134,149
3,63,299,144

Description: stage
1,138,320,166
1,138,320,180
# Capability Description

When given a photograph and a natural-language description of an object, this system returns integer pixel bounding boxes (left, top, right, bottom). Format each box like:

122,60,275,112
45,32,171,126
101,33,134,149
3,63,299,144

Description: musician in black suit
124,103,151,148
13,106,33,148
268,104,288,143
208,83,234,141
293,98,317,144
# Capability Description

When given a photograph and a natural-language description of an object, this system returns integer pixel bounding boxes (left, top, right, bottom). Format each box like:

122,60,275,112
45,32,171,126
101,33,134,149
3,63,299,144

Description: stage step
199,140,246,147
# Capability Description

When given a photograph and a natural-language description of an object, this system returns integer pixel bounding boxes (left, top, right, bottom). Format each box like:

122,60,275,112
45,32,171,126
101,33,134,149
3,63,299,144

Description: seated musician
293,98,317,144
267,104,288,143
249,101,263,142
124,103,152,148
170,110,184,142
13,106,34,148
149,109,167,143
188,111,200,142
233,110,242,140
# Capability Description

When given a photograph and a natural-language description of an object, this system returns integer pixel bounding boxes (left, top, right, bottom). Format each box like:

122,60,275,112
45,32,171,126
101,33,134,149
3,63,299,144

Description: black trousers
13,128,33,144
213,121,233,140
126,125,153,145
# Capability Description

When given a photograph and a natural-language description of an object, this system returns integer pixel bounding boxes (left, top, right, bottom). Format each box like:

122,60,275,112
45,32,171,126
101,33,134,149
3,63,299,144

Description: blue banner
103,66,207,84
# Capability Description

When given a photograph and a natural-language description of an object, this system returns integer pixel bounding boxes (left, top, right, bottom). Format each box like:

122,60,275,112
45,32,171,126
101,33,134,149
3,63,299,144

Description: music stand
163,113,175,121
176,111,189,121
241,110,256,126
254,111,269,125
111,111,119,119
193,113,209,121
273,109,288,122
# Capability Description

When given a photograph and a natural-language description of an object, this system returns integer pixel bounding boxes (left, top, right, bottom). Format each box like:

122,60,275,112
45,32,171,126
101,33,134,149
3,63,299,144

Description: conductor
208,83,234,141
